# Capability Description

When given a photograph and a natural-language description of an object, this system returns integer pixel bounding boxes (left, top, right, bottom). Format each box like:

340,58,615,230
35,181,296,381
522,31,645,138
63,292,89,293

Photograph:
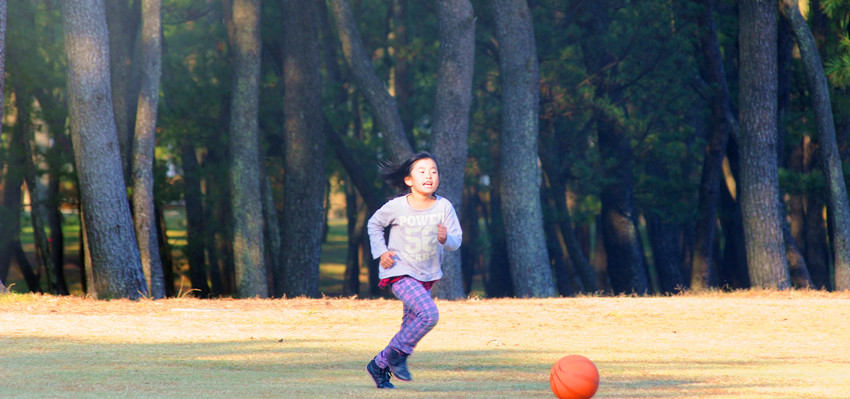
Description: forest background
2,0,850,300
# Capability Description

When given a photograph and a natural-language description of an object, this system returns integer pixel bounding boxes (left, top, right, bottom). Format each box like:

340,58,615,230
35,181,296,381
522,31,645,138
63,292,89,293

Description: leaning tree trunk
328,0,413,164
491,0,555,298
227,0,267,298
738,0,791,289
781,0,850,290
280,0,325,298
62,0,147,299
429,0,475,300
132,0,165,299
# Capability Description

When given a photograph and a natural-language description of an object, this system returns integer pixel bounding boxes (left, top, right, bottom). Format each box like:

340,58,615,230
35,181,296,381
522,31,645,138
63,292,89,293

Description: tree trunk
280,0,325,298
484,178,513,297
578,1,649,294
781,0,850,290
0,122,40,292
389,0,413,135
343,183,365,297
327,0,412,164
181,141,211,297
16,91,61,294
539,120,596,293
738,0,790,289
261,172,281,297
105,0,140,181
62,0,147,299
429,0,475,300
132,0,165,299
226,0,266,298
491,0,555,298
646,216,685,294
691,0,734,290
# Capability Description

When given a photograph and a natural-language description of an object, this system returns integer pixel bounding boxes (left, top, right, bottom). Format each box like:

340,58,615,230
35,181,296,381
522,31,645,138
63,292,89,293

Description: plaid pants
375,276,439,368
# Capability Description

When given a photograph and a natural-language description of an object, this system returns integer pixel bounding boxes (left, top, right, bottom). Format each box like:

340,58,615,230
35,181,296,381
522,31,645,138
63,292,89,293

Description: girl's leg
375,277,439,368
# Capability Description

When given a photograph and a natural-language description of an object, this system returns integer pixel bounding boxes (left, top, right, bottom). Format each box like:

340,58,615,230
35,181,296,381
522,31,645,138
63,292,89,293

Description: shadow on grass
1,337,832,398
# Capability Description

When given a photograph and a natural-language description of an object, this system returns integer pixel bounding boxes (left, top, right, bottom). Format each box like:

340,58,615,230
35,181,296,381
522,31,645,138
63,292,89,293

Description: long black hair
379,151,440,196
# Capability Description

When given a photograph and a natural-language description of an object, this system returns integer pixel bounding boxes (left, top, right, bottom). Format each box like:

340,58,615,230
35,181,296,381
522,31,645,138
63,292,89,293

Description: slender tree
577,0,650,294
781,0,850,290
227,0,267,298
62,0,148,299
738,0,791,289
691,0,736,290
279,0,325,298
0,0,7,292
491,0,555,297
131,0,165,298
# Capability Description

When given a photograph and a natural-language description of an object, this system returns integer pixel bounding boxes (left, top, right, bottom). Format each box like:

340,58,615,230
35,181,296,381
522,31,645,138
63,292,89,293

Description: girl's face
404,158,440,197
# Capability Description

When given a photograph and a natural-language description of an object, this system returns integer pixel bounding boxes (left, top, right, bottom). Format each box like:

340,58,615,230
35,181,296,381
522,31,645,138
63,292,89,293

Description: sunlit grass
1,294,849,398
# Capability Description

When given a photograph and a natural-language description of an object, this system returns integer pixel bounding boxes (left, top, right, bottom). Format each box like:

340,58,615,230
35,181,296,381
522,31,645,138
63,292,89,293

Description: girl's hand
380,251,396,269
437,224,447,244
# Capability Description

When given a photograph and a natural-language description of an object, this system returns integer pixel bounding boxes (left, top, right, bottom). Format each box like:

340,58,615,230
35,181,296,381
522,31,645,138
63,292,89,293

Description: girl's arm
441,202,463,251
367,201,394,259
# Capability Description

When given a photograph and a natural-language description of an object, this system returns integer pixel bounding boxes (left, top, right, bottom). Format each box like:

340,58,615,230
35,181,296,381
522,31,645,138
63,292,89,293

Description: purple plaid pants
375,276,439,368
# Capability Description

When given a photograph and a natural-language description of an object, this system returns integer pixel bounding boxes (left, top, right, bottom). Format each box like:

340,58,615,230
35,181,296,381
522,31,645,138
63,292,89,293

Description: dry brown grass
2,290,850,398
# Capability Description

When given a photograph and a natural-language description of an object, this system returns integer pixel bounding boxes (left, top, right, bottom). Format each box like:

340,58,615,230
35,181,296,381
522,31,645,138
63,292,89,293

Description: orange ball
549,355,599,399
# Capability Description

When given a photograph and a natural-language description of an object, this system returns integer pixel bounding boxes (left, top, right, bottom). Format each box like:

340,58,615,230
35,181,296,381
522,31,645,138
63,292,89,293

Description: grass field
2,291,850,398
5,212,850,397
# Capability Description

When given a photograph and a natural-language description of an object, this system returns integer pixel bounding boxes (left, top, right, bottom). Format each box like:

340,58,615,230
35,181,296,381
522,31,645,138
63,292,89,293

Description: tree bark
429,0,475,300
181,140,211,297
327,0,413,164
15,90,61,294
280,0,325,298
781,0,850,290
105,0,140,181
132,0,165,298
578,0,649,294
227,0,267,298
491,0,555,298
738,0,790,289
62,0,147,299
691,0,735,290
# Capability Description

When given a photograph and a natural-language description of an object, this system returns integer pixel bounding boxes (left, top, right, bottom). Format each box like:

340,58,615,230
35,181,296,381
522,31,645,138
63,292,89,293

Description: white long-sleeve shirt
367,195,462,282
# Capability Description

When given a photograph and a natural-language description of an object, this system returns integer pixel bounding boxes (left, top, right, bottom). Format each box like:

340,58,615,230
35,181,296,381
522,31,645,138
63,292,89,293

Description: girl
365,152,462,389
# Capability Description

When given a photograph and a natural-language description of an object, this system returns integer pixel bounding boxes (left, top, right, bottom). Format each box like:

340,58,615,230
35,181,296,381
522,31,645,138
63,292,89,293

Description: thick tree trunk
491,0,555,298
781,0,850,290
132,0,165,299
429,0,475,300
62,0,147,299
227,0,267,298
280,0,325,298
738,0,791,289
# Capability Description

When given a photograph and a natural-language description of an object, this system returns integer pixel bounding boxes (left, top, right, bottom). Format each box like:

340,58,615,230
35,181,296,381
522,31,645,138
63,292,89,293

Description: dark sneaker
387,349,412,381
366,359,395,389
